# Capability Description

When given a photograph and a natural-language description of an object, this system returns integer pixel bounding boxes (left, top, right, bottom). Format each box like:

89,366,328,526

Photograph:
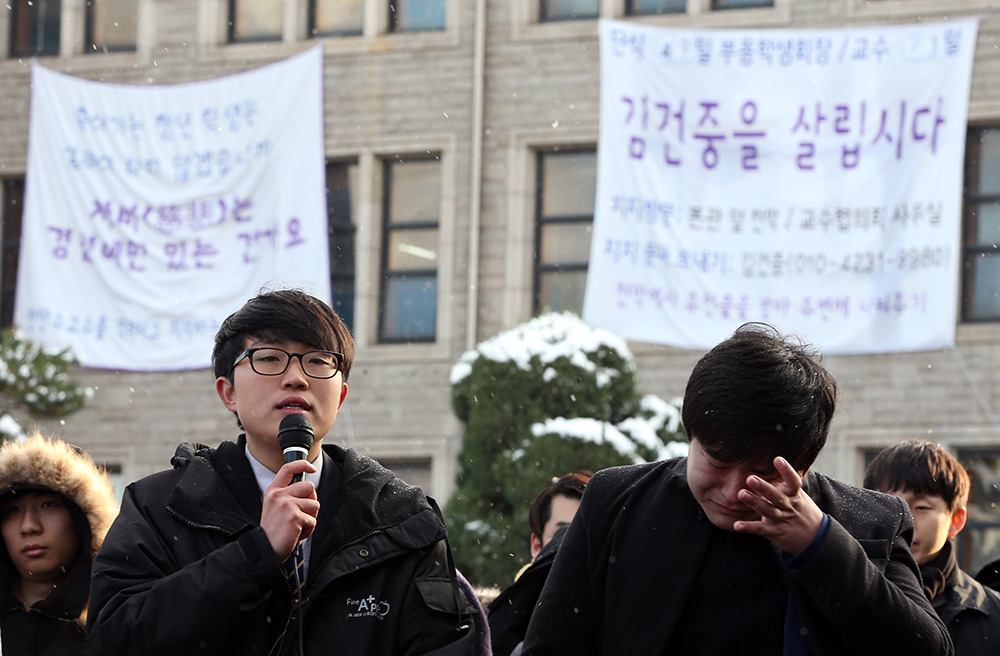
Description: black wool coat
521,457,953,656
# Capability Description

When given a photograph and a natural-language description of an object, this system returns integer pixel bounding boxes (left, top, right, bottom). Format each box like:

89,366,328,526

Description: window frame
84,0,138,54
532,148,596,315
9,0,61,58
308,0,364,38
227,0,284,44
961,126,1000,323
377,155,441,344
326,160,360,334
387,0,447,33
1,179,24,329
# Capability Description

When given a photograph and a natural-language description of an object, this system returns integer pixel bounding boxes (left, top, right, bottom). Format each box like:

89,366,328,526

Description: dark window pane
978,130,1000,196
387,229,438,270
964,254,1000,320
970,202,1000,245
382,275,437,340
311,0,363,36
541,151,596,218
10,0,61,57
1,180,25,329
327,161,358,332
540,222,592,265
389,0,445,33
712,0,773,8
538,270,588,314
540,0,599,22
230,0,282,43
86,0,137,53
388,159,440,223
627,0,686,15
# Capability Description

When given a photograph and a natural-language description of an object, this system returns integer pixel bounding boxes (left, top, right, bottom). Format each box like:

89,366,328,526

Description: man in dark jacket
865,439,1000,654
489,472,590,656
88,289,477,656
522,323,952,656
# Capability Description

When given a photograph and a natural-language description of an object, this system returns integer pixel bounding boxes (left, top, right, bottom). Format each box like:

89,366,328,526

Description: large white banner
584,19,978,354
15,46,330,371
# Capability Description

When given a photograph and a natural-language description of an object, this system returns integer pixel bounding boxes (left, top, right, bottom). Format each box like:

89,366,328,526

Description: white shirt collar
245,443,324,497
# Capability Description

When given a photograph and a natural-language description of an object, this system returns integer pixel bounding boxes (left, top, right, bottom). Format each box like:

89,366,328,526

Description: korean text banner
584,19,978,355
15,46,330,371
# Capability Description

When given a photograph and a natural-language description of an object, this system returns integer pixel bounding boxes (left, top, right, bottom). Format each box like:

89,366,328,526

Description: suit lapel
606,461,712,653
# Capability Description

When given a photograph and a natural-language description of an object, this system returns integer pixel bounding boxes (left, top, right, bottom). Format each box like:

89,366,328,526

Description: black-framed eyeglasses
232,347,344,379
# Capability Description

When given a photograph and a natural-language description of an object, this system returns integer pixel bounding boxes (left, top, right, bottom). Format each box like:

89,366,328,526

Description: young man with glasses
87,289,478,656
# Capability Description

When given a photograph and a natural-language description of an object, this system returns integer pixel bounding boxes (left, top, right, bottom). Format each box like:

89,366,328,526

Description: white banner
15,46,330,371
584,19,978,354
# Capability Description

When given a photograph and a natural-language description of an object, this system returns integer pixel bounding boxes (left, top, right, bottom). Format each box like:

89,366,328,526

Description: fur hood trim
0,433,118,560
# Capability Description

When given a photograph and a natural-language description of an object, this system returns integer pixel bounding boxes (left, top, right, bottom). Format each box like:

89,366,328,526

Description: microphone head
278,414,315,451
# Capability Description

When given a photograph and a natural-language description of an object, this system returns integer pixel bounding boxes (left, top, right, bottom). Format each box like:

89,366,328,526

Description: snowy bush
0,329,91,430
445,312,686,588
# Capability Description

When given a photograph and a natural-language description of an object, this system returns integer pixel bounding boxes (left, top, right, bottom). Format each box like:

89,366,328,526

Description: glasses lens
249,348,290,375
302,351,340,379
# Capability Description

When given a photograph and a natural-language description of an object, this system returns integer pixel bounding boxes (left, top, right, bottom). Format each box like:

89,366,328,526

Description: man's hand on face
732,456,825,555
260,459,320,561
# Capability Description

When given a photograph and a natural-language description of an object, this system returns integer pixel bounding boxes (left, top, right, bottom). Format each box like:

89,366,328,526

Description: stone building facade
0,0,997,569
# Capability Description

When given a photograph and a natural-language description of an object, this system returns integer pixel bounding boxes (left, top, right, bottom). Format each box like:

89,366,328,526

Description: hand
260,460,319,561
732,456,824,555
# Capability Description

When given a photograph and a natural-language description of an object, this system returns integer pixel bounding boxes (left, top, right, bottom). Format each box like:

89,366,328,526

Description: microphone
278,414,314,483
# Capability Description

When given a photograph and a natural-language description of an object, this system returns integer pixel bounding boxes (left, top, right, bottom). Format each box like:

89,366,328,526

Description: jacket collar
165,438,447,550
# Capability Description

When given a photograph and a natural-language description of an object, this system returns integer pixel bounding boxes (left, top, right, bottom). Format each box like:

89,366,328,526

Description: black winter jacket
522,457,953,656
88,438,476,656
487,525,567,656
925,540,1000,655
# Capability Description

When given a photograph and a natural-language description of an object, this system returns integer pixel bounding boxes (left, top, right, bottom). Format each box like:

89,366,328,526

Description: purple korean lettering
285,218,305,248
47,226,73,259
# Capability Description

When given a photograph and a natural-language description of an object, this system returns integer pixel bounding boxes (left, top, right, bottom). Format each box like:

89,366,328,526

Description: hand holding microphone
261,415,320,560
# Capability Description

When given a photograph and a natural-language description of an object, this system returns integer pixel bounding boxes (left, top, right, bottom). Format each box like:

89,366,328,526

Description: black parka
88,438,476,656
0,434,118,656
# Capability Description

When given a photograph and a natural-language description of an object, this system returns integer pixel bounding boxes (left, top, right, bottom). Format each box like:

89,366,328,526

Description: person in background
521,323,952,656
488,472,591,656
0,433,117,656
865,439,1000,654
88,288,478,656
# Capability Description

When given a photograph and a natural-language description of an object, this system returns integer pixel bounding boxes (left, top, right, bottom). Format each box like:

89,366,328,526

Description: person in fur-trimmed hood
0,433,117,656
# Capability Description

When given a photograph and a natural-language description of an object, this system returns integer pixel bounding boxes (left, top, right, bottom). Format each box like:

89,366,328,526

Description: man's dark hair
212,288,355,384
528,472,592,540
681,323,837,472
864,440,970,513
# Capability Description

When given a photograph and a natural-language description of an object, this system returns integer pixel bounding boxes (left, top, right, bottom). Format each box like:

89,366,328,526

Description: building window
711,0,773,8
379,156,439,342
389,0,445,33
626,0,685,15
534,149,595,315
310,0,363,37
85,0,137,53
1,179,25,329
540,0,599,22
228,0,282,43
963,127,1000,322
10,0,61,57
327,161,359,334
